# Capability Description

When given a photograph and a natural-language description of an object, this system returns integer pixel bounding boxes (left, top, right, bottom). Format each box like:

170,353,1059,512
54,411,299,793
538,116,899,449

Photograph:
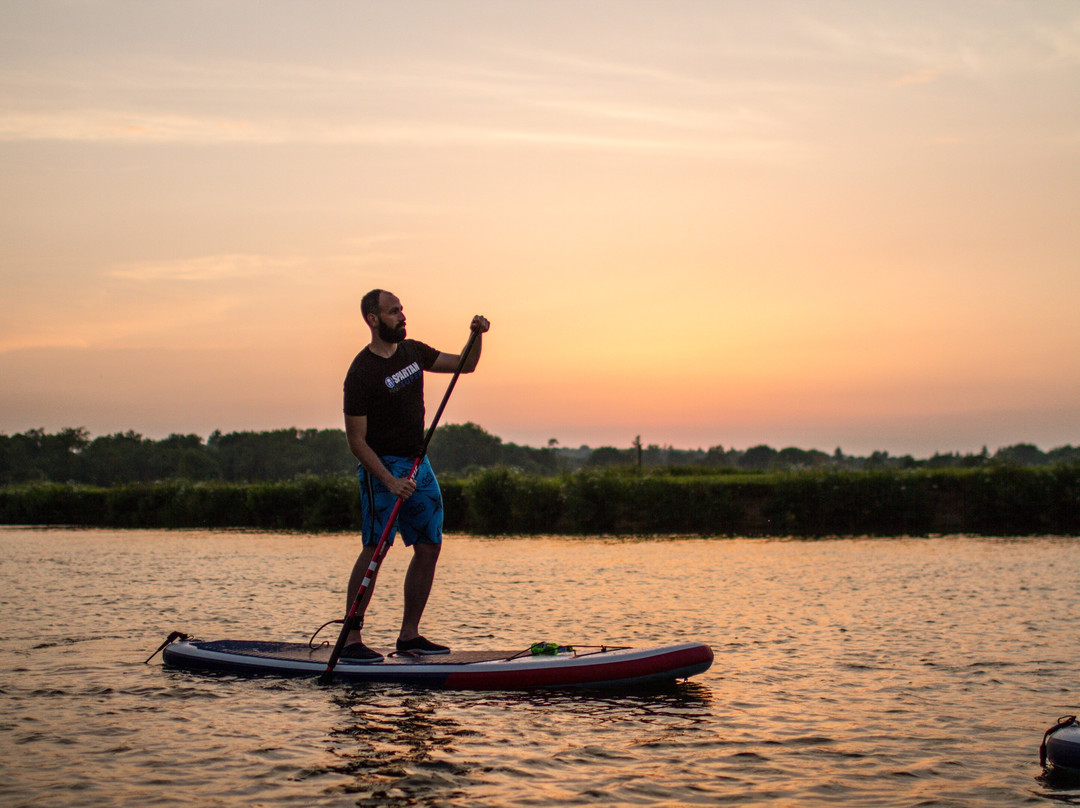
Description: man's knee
412,541,441,562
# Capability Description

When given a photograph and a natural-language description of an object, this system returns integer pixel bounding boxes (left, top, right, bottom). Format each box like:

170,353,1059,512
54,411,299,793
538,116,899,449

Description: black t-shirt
343,340,440,457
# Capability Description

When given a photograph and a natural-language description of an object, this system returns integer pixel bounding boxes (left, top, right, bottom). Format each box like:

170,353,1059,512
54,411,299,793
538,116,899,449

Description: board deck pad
200,640,526,665
161,637,714,690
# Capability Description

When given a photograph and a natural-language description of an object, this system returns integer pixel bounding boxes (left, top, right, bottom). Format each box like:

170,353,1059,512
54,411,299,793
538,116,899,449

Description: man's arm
344,414,417,499
430,315,490,373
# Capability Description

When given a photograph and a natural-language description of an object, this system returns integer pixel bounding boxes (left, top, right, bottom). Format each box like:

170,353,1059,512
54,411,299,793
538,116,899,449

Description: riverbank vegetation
3,465,1078,536
3,425,1077,535
3,424,1079,485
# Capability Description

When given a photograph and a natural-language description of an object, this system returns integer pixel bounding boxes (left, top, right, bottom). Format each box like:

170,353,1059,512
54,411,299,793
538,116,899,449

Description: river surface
2,527,1079,807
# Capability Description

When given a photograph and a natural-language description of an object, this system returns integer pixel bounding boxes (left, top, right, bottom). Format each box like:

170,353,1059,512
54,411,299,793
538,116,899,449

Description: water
2,527,1079,807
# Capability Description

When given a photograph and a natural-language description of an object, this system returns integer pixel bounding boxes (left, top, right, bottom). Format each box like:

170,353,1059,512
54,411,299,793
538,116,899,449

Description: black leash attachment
1040,714,1077,768
144,631,190,664
308,618,347,649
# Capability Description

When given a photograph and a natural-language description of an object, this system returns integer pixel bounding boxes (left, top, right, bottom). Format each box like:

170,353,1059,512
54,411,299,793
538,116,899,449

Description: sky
2,0,1079,457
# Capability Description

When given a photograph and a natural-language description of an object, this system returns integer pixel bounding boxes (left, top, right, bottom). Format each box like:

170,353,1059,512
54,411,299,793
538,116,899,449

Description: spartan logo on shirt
384,361,422,391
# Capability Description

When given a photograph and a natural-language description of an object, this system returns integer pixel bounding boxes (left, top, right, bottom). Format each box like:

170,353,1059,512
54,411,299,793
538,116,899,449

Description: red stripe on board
441,644,713,690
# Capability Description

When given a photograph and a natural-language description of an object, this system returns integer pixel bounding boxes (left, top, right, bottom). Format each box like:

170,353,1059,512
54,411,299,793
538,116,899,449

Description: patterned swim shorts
357,455,443,547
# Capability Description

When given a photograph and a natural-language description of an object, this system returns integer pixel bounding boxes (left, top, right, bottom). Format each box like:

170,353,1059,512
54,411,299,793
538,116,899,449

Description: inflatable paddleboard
1042,715,1080,776
160,637,713,690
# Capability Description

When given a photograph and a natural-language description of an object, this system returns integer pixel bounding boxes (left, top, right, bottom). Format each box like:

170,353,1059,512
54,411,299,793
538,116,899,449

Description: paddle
320,324,482,684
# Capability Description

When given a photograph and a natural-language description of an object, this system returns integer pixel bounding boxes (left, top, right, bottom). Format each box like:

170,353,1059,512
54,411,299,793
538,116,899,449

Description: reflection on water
321,693,474,807
1039,769,1080,806
1,528,1079,807
319,684,718,807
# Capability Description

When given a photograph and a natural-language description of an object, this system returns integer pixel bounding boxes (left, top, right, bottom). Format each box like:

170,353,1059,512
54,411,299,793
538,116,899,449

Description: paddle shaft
320,326,481,683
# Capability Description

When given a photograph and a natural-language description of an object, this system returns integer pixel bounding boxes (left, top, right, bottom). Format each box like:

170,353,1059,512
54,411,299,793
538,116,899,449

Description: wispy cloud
109,247,414,283
0,108,794,160
0,110,267,143
110,253,303,282
890,66,946,87
0,39,790,154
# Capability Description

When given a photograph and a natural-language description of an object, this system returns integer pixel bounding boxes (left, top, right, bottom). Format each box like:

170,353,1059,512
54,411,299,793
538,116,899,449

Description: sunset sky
2,1,1078,457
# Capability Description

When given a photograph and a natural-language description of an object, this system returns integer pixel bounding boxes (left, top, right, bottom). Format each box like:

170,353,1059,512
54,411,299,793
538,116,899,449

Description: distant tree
0,429,43,482
84,431,153,484
210,430,279,480
5,427,90,482
428,422,504,473
46,427,92,480
739,445,778,471
296,428,356,476
586,446,631,467
669,448,708,467
206,428,353,481
499,441,559,474
703,445,736,468
156,433,217,480
864,450,891,470
926,452,960,469
777,447,829,470
1047,445,1080,465
897,455,919,470
994,443,1046,467
959,448,989,468
642,443,667,467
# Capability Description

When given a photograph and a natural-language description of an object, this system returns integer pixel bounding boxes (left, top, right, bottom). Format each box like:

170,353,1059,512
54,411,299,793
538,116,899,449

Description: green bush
2,465,1079,536
765,471,934,536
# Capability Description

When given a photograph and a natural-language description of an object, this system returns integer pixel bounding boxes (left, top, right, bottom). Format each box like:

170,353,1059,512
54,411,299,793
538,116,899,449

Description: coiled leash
308,618,346,649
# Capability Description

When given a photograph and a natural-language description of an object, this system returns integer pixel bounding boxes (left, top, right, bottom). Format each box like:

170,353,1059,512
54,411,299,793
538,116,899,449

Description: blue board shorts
357,455,443,547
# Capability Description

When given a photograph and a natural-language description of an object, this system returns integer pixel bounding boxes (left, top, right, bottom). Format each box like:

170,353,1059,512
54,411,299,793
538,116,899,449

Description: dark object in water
1041,715,1080,776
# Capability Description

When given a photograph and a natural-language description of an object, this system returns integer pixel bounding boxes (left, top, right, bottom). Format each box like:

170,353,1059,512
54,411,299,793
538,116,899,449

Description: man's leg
399,541,440,642
345,544,380,644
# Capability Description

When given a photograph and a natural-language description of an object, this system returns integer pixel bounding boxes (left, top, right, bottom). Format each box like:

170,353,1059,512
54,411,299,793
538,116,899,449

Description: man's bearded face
378,317,406,343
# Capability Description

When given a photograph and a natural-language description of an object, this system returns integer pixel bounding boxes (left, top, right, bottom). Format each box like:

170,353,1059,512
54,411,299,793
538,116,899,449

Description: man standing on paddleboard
341,289,489,662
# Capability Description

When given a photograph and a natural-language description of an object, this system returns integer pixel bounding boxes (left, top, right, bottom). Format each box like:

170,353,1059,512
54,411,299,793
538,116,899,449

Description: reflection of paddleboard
161,637,713,689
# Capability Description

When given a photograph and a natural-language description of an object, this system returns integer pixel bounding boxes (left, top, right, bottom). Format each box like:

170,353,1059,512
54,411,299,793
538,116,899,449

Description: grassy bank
3,465,1079,536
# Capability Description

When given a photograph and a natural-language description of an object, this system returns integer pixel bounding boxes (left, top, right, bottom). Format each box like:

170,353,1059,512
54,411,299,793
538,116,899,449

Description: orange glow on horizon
2,2,1078,457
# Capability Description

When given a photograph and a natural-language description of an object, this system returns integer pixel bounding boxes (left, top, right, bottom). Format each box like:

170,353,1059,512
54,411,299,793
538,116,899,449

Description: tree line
1,423,1077,486
581,440,1080,472
0,427,352,485
0,424,559,485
